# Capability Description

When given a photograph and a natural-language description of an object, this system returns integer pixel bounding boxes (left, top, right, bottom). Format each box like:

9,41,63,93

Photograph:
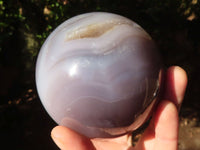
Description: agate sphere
36,12,162,138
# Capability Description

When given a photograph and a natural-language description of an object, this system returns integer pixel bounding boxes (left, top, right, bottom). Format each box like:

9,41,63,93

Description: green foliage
1,0,199,51
0,0,24,52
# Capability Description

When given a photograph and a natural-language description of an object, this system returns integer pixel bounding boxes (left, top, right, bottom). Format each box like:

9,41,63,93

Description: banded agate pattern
36,12,162,138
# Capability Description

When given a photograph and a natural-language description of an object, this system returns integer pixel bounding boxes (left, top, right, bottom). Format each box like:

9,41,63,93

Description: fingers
154,100,179,150
136,100,179,150
51,126,95,150
163,66,187,109
135,66,187,150
153,66,188,150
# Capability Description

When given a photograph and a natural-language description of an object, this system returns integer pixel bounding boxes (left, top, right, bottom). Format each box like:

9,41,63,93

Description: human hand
51,66,187,150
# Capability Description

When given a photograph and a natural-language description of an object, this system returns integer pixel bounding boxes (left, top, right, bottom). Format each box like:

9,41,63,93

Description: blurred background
0,0,200,149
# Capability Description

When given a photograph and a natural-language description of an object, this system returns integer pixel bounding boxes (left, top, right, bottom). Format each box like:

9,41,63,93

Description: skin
51,66,188,150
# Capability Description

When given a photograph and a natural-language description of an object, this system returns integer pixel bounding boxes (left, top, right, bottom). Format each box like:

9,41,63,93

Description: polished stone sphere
35,12,162,138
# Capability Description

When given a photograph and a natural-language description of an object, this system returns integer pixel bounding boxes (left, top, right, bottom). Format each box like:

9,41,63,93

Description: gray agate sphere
36,12,162,138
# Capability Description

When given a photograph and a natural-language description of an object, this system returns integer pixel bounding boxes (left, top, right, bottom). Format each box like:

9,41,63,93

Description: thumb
51,126,95,150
